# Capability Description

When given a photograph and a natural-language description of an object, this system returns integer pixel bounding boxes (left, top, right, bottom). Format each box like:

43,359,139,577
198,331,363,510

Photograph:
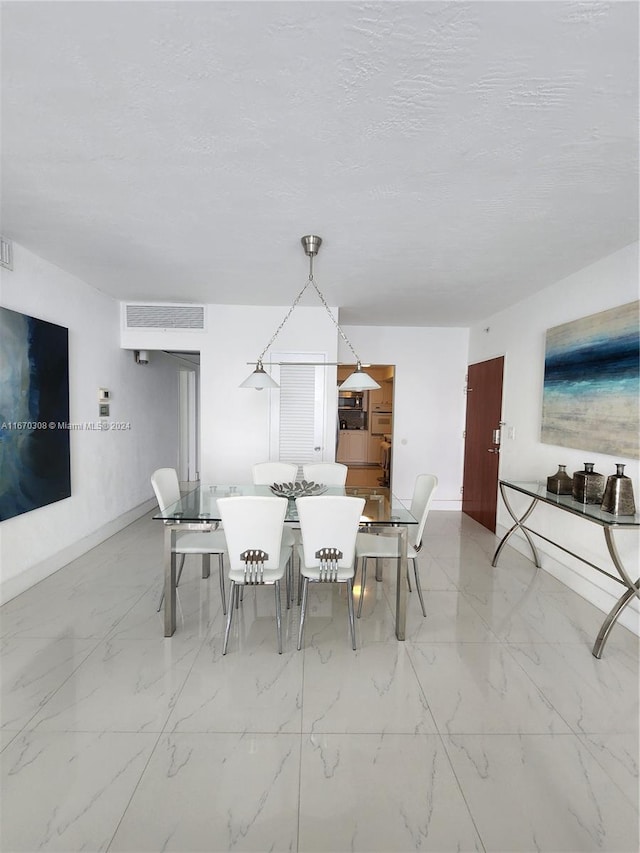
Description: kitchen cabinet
369,383,393,411
367,434,382,464
337,430,368,464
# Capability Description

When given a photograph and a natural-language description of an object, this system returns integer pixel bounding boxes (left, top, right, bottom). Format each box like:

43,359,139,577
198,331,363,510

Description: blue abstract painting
0,307,71,521
541,300,639,459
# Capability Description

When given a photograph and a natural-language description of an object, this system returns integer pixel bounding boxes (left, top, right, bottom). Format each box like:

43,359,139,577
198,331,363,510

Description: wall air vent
124,303,206,330
0,236,13,270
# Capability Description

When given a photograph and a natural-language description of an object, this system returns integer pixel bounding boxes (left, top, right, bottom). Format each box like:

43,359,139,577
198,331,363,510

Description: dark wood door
462,356,504,532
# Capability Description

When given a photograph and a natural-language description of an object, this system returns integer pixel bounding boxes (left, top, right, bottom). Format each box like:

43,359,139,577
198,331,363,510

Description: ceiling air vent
0,236,13,270
124,303,205,330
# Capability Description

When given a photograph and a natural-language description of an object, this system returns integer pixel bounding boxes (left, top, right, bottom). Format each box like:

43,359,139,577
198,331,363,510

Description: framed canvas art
541,300,639,459
0,307,71,521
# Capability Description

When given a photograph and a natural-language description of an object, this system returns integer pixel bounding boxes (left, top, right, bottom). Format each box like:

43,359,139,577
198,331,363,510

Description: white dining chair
252,461,298,607
151,468,227,614
295,495,365,650
252,461,299,485
218,496,290,654
355,473,438,618
302,462,348,486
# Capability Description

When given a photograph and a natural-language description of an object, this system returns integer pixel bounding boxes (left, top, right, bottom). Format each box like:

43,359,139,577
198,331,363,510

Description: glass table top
501,480,640,527
153,484,418,526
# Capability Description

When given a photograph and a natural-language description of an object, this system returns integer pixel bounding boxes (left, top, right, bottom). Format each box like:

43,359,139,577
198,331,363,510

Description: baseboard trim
0,499,157,605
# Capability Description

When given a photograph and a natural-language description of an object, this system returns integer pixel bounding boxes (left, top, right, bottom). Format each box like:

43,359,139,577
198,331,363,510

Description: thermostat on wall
99,403,110,417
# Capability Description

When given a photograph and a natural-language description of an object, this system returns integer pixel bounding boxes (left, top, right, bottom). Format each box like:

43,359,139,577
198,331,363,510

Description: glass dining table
153,484,419,640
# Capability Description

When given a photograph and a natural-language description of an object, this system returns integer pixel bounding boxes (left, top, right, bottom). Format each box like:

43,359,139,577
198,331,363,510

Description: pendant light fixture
240,236,381,391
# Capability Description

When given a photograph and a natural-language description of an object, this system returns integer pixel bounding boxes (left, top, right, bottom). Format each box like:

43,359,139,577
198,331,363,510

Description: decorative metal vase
546,465,573,495
572,462,605,504
601,464,636,516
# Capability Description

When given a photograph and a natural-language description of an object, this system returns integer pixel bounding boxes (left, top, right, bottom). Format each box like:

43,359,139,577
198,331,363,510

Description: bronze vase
546,465,573,495
572,463,605,504
601,464,636,516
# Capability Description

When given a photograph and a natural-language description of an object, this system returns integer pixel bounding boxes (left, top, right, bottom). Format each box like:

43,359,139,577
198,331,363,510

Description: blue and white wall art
0,307,71,521
541,300,639,459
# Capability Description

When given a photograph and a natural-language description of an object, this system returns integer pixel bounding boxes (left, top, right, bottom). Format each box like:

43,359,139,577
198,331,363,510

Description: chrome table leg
592,527,640,658
492,483,541,568
164,525,177,637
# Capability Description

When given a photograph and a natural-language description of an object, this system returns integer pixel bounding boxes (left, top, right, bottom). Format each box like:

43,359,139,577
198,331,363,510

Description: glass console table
493,480,640,658
154,484,418,641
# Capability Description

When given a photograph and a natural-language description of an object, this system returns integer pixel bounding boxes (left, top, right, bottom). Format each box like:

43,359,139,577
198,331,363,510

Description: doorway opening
337,364,395,489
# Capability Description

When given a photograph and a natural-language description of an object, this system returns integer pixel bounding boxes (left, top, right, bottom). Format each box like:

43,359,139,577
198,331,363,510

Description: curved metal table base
492,481,639,659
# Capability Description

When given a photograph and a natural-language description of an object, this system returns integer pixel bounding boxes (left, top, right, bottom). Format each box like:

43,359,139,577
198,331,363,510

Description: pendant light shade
338,362,380,391
239,359,279,390
240,235,380,391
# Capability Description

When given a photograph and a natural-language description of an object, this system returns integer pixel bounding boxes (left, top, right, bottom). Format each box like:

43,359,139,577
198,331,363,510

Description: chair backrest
151,467,181,511
252,462,299,485
296,496,365,569
302,463,348,486
409,474,438,549
217,496,287,570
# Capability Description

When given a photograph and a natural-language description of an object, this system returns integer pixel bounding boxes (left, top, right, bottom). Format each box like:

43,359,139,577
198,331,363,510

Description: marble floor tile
408,642,572,734
0,729,18,751
107,576,226,643
25,635,201,733
506,642,639,735
0,729,157,852
1,635,98,731
577,732,640,812
444,733,640,852
298,733,483,852
461,583,552,643
302,642,437,734
398,590,499,643
1,509,637,853
514,589,618,645
0,576,147,639
166,633,303,733
109,732,300,852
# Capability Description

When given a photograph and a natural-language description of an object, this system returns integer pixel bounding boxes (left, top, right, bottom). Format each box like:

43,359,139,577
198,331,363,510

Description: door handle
487,448,500,454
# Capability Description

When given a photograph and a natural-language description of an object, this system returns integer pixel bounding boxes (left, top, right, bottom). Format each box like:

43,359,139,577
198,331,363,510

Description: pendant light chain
257,252,360,365
256,278,311,363
307,274,359,362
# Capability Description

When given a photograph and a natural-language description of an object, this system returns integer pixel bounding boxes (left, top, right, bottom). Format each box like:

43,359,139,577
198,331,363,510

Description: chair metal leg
285,553,293,610
275,580,283,654
406,564,412,592
413,558,426,617
297,577,309,650
218,554,227,615
223,581,237,655
357,558,368,618
200,553,211,580
157,554,186,611
347,578,356,650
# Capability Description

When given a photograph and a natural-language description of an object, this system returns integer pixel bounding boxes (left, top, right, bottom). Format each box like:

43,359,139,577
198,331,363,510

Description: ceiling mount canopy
240,236,381,391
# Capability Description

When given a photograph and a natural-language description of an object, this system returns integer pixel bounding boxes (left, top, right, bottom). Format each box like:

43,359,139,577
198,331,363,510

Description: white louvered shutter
269,354,326,474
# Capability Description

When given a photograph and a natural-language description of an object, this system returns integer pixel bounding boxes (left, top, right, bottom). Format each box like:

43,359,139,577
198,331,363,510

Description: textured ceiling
1,1,638,326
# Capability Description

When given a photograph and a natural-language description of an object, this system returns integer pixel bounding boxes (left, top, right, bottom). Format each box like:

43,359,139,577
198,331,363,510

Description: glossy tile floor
1,511,638,852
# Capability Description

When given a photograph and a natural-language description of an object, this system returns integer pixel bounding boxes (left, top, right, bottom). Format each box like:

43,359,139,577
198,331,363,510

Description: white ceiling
1,1,638,327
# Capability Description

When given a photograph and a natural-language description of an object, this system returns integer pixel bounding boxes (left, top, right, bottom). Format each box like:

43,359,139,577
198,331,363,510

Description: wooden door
462,356,504,531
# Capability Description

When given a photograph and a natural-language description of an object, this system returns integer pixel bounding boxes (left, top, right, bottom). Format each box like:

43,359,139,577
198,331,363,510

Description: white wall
123,314,470,504
468,242,639,633
339,325,470,506
0,243,181,602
